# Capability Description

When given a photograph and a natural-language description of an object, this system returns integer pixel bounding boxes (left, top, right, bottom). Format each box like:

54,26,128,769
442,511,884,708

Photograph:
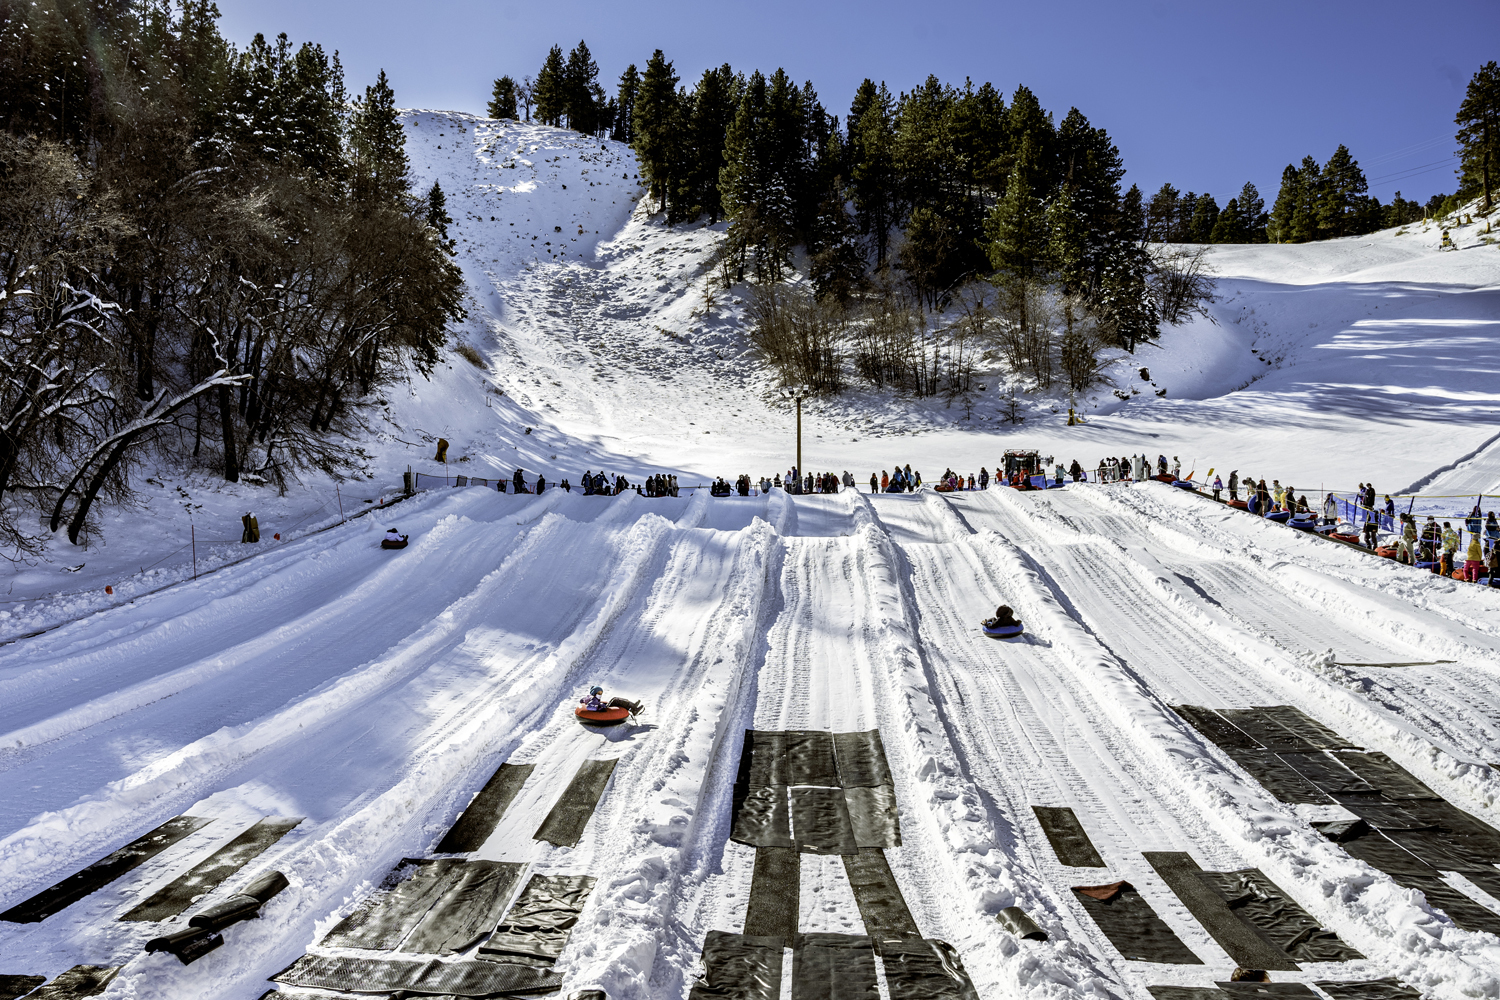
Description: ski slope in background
3,113,1500,999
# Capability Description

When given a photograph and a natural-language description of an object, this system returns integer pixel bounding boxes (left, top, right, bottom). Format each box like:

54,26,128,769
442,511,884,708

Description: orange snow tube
1227,499,1248,510
575,706,631,726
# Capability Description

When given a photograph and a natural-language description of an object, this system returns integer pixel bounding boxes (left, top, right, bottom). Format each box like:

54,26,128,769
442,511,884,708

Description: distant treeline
0,1,463,553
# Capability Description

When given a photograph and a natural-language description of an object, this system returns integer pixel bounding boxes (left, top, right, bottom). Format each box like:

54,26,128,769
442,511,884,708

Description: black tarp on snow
0,816,212,923
1396,875,1500,935
1216,983,1321,1000
1314,979,1424,1000
1033,807,1106,868
24,966,120,1000
403,861,527,955
1217,710,1319,752
792,933,879,1000
120,817,301,922
842,849,920,941
320,859,462,950
878,938,980,1000
271,954,562,996
437,763,535,853
0,976,45,1000
687,931,784,1000
1222,748,1333,804
1148,988,1226,1000
791,786,857,855
844,785,901,849
1174,706,1261,750
1277,753,1373,796
479,874,596,964
1254,706,1356,750
1195,868,1362,963
743,847,800,944
533,759,618,848
833,731,894,787
731,785,794,849
1142,852,1298,971
1332,753,1439,800
1071,881,1202,964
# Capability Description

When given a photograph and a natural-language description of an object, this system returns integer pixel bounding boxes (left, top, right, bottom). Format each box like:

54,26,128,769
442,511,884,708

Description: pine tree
633,51,681,213
612,64,640,142
1189,193,1219,243
1318,144,1367,238
894,75,955,218
849,82,897,267
1290,156,1322,242
985,161,1051,329
1210,198,1242,243
1175,192,1197,243
1267,164,1299,242
1456,61,1500,212
487,75,518,119
1006,85,1056,194
563,40,600,133
532,46,566,127
686,65,737,222
426,181,455,253
349,69,409,203
1237,181,1267,241
1145,184,1180,241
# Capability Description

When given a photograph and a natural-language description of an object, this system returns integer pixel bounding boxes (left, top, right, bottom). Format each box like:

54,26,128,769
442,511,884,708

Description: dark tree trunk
218,383,239,482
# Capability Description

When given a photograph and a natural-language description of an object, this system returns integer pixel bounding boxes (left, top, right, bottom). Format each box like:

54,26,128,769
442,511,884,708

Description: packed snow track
2,482,1500,1000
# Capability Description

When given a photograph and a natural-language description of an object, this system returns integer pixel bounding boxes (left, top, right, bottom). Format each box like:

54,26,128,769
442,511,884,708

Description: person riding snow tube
982,605,1024,638
381,528,409,549
576,685,644,726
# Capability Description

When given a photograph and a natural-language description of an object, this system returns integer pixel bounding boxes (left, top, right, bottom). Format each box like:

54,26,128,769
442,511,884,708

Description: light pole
779,386,806,482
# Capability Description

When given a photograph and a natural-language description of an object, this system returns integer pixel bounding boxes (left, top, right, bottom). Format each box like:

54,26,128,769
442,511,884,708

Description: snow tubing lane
533,758,618,848
574,706,630,726
0,815,213,923
119,816,301,922
436,762,534,854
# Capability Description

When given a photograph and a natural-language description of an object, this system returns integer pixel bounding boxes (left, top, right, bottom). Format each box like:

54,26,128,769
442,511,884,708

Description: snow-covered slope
3,113,1500,1000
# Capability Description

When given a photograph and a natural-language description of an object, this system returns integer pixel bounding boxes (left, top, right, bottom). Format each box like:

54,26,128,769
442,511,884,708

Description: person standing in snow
1069,459,1083,483
1228,470,1239,501
1171,457,1181,479
1363,513,1378,549
1322,492,1338,522
1441,522,1459,575
1489,542,1500,587
513,468,526,494
1464,534,1485,582
1485,511,1500,555
1212,475,1223,501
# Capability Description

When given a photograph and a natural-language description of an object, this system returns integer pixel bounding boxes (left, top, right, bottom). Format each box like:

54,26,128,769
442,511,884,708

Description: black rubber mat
272,954,563,995
1149,988,1226,1000
26,966,119,999
1033,807,1106,867
119,817,300,922
732,785,794,849
842,848,919,940
0,815,211,923
437,763,535,853
1384,829,1494,873
1254,706,1357,750
1217,983,1321,1000
1143,852,1299,970
404,861,526,955
833,730,893,787
1397,875,1500,934
0,975,45,1000
534,758,618,848
1333,796,1430,831
1217,710,1318,752
792,933,878,1000
1196,868,1362,962
1174,706,1261,749
790,786,857,855
1277,753,1373,796
1222,748,1334,804
1315,979,1424,1000
844,785,900,849
743,846,800,944
1338,830,1434,877
320,858,462,950
1397,799,1500,850
1071,881,1202,964
786,731,840,787
1461,867,1500,900
1333,753,1440,800
879,938,980,1000
479,874,596,963
745,730,791,787
688,930,784,1000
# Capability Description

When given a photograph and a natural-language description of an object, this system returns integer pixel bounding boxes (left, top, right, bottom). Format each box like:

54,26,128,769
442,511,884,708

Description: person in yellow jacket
1441,522,1460,576
1464,535,1485,583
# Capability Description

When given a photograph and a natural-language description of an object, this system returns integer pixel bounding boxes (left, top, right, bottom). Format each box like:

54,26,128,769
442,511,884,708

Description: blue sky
216,0,1496,207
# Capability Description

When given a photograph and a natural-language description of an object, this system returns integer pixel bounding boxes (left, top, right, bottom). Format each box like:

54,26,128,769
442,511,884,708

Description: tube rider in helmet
581,685,644,715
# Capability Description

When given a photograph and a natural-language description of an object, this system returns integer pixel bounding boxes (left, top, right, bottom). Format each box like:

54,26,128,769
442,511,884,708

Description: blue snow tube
1171,480,1194,490
1265,510,1291,523
1289,513,1317,530
982,621,1025,638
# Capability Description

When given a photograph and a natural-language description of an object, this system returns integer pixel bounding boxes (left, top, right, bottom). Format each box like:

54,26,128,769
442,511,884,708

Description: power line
1361,132,1454,168
1370,155,1458,185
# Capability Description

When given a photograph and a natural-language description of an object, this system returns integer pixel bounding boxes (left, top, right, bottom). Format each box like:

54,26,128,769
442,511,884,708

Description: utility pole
780,386,807,485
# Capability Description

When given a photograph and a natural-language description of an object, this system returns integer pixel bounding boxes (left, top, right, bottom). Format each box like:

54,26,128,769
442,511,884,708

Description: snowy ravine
1,112,1499,1000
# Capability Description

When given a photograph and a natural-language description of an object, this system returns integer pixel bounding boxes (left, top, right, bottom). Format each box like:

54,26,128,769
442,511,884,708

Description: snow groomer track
4,483,1500,999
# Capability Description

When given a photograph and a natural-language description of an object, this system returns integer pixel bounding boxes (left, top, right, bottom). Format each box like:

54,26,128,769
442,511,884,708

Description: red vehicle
1003,450,1043,489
